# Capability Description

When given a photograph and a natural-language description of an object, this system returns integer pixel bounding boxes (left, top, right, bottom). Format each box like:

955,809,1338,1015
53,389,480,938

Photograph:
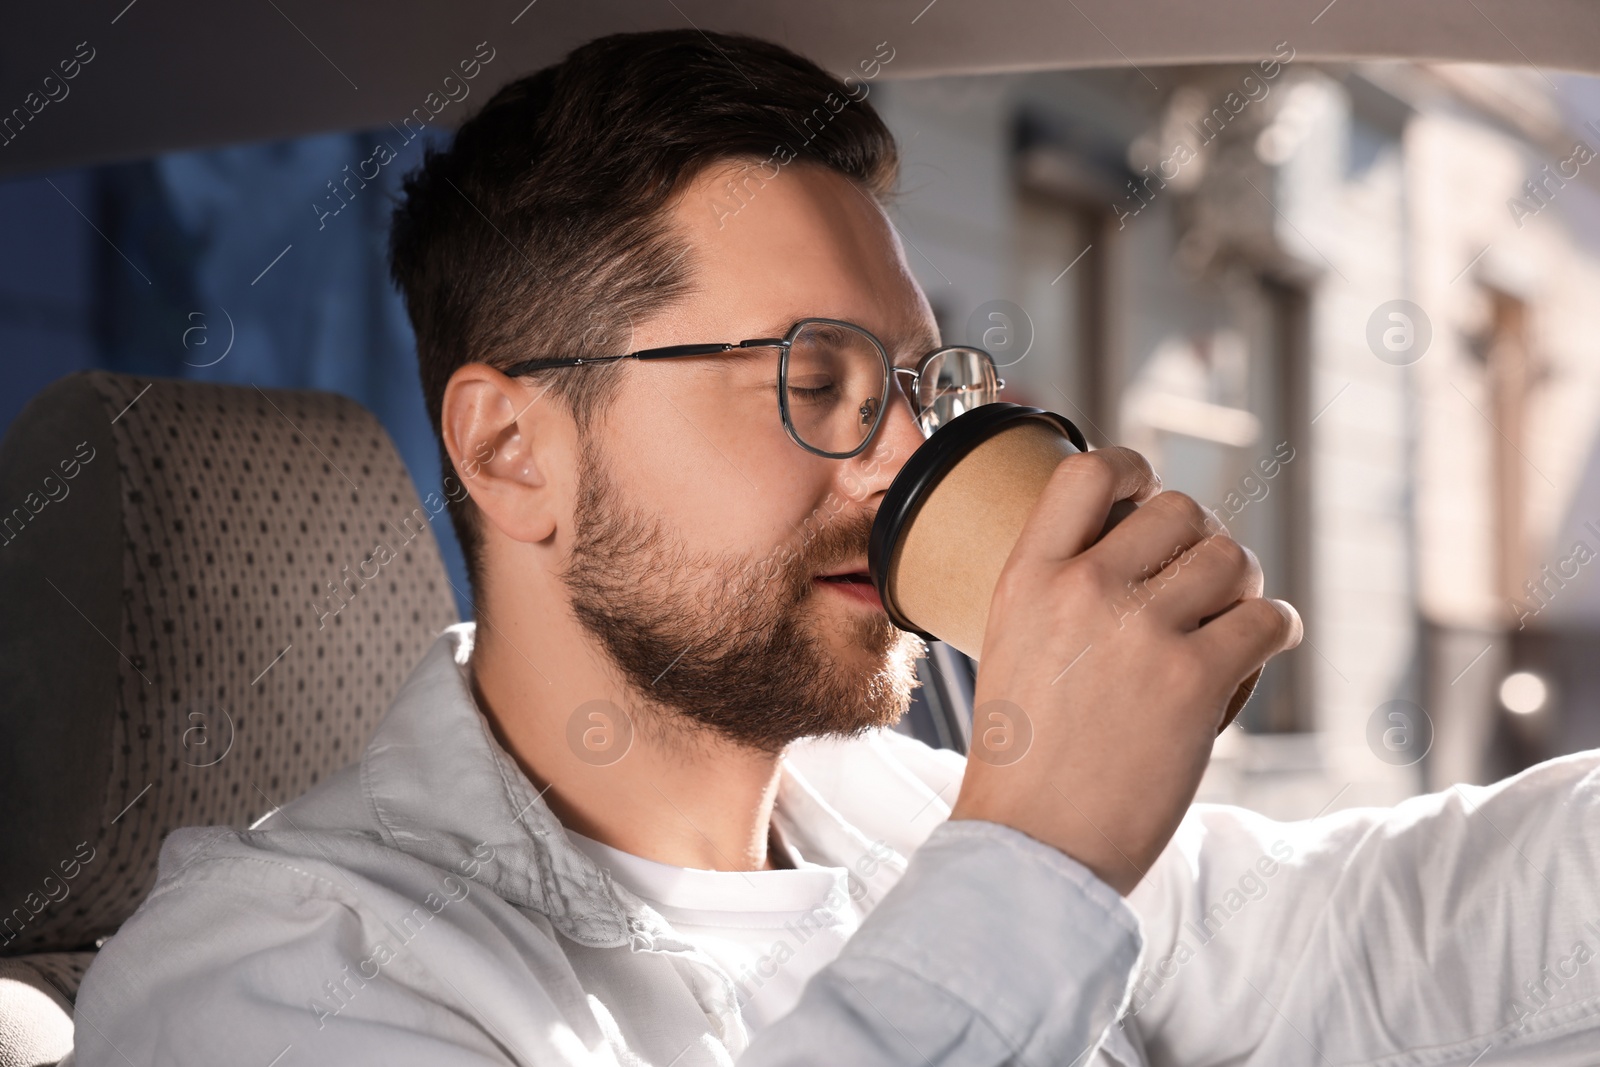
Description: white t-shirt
564,825,867,1032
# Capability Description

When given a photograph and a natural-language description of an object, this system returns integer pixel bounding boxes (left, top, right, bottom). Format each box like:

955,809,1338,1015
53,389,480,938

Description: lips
813,568,884,610
816,560,871,582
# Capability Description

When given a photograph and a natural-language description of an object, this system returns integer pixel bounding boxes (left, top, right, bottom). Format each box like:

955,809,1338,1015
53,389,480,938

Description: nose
843,374,925,500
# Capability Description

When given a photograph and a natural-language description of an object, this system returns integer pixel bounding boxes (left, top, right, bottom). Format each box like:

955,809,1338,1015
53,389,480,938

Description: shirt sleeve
741,818,1145,1066
1125,750,1600,1067
70,840,570,1067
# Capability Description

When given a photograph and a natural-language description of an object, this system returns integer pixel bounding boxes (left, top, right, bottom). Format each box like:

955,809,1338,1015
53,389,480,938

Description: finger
1115,535,1265,630
1090,445,1164,505
1085,489,1222,587
1191,597,1303,691
1012,447,1160,565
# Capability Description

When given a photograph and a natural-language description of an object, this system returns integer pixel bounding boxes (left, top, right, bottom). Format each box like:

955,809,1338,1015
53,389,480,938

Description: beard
559,433,926,755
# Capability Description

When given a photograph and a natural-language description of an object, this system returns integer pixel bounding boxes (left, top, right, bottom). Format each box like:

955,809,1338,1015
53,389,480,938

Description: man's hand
949,447,1303,895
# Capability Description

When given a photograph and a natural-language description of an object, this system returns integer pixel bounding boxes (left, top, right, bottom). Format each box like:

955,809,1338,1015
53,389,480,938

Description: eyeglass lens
783,321,886,455
782,320,999,454
915,347,997,437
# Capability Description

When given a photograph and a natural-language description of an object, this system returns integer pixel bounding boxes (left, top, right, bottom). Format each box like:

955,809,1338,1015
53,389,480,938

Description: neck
469,612,784,873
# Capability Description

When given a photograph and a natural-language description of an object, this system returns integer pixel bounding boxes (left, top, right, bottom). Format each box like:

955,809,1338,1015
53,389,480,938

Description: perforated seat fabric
0,957,75,1067
0,958,90,1010
0,371,460,974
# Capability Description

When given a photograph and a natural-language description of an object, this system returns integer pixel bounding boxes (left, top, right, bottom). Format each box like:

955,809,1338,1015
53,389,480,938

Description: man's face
559,160,936,753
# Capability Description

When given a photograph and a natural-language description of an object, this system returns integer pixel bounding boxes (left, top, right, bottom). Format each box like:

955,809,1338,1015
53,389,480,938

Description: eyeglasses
500,317,1006,459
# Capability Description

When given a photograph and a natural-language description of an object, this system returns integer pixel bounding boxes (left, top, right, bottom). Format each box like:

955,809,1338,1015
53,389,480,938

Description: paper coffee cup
868,402,1260,733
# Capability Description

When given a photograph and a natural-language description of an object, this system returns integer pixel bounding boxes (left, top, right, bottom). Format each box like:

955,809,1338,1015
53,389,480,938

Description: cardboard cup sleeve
868,402,1260,734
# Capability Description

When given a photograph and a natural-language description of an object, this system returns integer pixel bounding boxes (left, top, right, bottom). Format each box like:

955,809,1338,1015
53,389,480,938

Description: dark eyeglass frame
499,316,1006,459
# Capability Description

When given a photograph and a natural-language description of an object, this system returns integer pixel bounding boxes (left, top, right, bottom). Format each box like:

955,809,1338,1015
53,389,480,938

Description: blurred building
872,57,1600,818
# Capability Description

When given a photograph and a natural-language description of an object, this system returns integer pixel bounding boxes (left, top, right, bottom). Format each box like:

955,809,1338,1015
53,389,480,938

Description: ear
440,363,565,544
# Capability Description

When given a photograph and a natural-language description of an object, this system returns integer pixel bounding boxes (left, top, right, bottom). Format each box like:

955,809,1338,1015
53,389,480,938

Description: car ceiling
2,0,1596,180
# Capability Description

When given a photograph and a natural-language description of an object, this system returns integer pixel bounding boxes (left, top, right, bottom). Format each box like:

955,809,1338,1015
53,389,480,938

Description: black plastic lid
868,402,1087,639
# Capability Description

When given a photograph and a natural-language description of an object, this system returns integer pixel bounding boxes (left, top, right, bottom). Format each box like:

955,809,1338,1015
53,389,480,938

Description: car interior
2,2,1596,1064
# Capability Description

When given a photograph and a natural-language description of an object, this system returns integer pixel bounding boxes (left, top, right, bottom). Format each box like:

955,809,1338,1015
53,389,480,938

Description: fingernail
1272,598,1303,646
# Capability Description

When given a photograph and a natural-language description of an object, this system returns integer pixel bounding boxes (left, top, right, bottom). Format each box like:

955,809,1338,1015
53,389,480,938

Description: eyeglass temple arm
632,343,732,360
504,338,790,375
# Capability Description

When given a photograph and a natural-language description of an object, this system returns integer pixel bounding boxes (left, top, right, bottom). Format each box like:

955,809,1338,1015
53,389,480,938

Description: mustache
740,505,877,592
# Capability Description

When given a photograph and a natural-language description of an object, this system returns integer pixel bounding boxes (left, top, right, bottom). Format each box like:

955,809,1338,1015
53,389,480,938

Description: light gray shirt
71,623,1600,1065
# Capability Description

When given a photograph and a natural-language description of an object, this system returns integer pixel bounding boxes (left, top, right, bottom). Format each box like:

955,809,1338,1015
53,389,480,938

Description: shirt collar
357,623,910,948
359,623,637,947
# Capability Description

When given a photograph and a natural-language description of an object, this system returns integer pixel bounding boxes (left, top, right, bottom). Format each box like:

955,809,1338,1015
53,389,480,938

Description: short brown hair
389,29,901,600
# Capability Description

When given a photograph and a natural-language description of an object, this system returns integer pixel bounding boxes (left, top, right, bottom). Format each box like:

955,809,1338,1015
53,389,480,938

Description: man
74,29,1600,1067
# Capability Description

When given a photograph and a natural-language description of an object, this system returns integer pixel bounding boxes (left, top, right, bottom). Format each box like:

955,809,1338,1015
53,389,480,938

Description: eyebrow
751,316,941,365
750,317,797,342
